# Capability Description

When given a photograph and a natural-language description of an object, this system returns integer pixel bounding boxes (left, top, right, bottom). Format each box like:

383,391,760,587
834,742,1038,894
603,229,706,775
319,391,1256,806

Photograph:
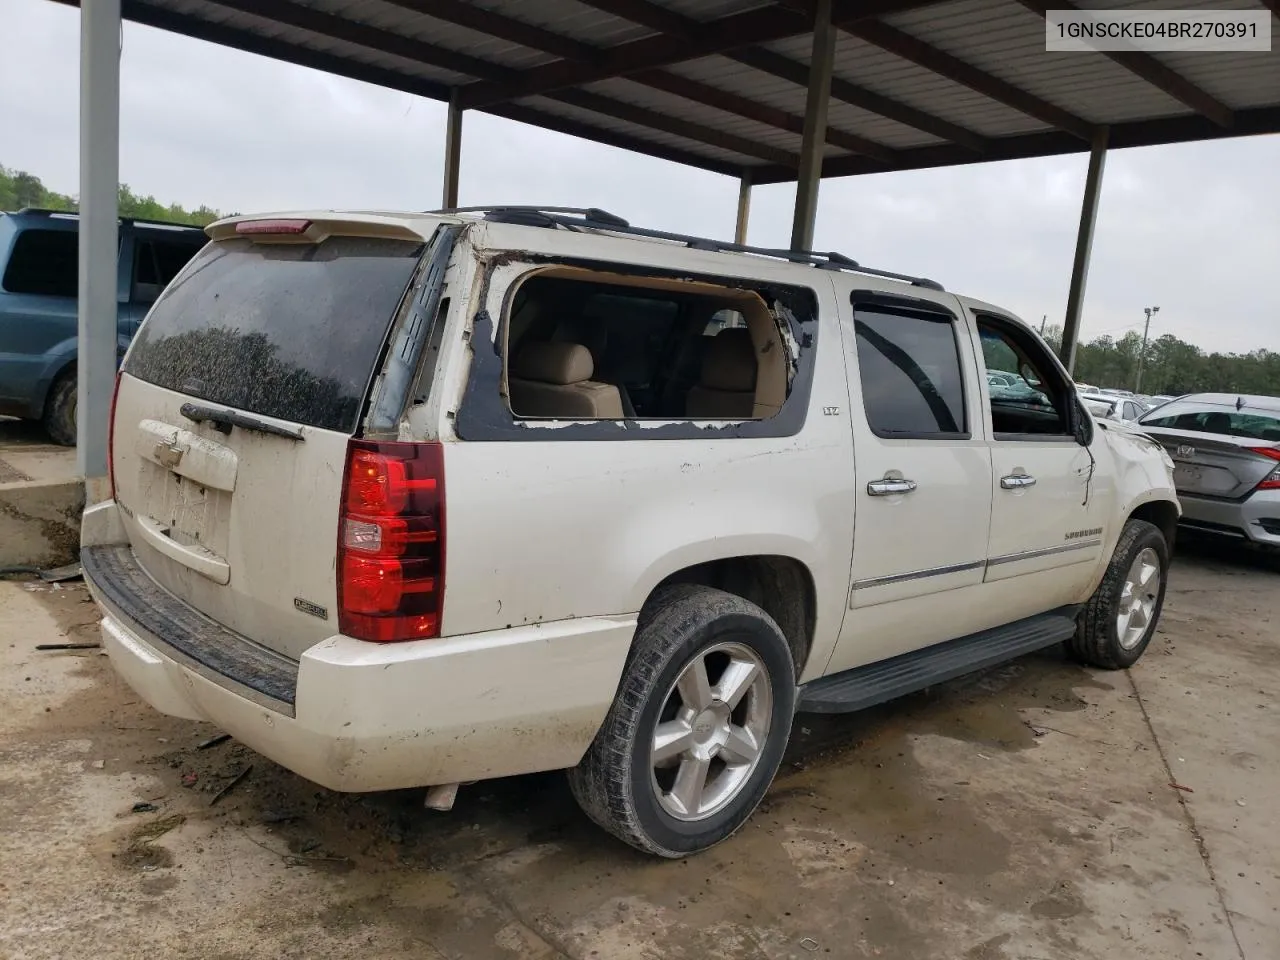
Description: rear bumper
1178,490,1280,547
83,538,636,792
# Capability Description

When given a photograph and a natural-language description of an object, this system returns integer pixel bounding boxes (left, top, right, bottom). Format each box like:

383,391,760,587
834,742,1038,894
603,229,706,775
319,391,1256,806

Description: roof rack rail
430,205,943,291
437,205,630,229
15,206,79,217
13,206,204,231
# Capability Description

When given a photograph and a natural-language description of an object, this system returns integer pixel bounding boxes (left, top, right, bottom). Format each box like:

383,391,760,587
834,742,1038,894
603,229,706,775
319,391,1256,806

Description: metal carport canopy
56,0,1280,178
59,0,1280,482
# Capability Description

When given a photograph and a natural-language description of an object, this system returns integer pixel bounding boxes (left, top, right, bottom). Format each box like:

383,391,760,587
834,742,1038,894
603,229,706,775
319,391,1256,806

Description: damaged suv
82,207,1179,857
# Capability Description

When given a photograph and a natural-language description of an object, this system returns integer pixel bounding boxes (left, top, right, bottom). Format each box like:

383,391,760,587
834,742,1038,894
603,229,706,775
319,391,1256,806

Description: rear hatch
1141,427,1280,499
112,216,448,660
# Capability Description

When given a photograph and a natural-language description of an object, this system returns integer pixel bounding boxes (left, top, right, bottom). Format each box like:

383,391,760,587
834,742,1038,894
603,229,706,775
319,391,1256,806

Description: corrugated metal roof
517,94,761,166
768,31,1055,137
67,0,1280,182
886,0,1190,122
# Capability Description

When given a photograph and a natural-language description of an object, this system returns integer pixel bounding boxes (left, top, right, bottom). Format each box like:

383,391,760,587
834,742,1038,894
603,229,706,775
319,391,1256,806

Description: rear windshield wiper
180,402,305,441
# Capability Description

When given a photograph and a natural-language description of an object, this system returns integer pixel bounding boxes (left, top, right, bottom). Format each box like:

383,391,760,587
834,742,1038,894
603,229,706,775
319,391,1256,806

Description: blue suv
0,208,206,444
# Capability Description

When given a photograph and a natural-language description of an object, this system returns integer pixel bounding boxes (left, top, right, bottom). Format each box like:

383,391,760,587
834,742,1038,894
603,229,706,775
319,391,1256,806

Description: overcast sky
3,0,1278,353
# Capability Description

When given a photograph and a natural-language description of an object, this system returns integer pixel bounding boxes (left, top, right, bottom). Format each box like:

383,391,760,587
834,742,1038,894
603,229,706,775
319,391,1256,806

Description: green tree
3,164,221,226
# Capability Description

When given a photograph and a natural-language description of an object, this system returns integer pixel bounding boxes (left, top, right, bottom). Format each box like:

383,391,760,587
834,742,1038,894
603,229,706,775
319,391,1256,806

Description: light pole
1135,305,1159,393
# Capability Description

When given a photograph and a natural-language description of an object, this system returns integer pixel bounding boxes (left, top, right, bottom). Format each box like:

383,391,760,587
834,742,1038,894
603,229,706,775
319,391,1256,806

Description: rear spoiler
206,216,433,245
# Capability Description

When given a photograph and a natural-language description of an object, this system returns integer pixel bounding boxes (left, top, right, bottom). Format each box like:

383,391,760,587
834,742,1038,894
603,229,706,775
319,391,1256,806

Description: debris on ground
197,733,232,751
131,802,159,814
39,563,84,583
180,771,198,788
1169,782,1195,793
130,814,186,845
210,765,253,806
0,565,42,580
36,642,101,651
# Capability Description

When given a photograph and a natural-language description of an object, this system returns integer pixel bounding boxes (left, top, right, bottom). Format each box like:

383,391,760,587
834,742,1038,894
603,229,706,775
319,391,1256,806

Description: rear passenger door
122,233,206,335
0,226,81,402
825,290,994,674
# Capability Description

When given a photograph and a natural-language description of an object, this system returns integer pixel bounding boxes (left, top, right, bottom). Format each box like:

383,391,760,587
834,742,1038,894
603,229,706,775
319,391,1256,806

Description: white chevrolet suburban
82,207,1179,857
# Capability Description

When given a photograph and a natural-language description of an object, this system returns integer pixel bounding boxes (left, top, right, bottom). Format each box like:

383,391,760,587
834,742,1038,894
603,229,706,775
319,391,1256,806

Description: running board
797,607,1080,714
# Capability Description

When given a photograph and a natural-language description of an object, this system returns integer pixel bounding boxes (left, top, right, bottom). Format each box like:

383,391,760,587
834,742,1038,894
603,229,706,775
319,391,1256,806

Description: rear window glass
854,307,967,437
1141,400,1280,441
124,236,422,433
2,229,78,297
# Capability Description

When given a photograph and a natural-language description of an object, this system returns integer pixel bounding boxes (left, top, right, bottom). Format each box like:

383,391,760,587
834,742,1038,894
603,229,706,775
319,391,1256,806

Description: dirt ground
1,540,1277,960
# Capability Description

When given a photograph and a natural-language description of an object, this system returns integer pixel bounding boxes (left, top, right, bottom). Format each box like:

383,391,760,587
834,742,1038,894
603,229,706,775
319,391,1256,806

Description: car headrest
699,328,757,393
512,341,595,385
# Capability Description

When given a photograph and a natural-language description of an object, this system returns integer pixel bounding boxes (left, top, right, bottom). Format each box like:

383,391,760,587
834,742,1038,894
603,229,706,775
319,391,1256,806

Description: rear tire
42,369,77,447
568,584,795,858
1067,519,1169,669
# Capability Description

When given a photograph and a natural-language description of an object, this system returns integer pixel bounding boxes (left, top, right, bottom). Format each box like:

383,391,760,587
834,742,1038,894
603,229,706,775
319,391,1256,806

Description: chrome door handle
1000,473,1037,490
867,478,917,497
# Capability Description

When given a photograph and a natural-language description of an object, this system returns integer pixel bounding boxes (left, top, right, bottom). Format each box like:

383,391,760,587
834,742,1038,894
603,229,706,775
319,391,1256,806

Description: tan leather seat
509,342,625,419
686,328,758,419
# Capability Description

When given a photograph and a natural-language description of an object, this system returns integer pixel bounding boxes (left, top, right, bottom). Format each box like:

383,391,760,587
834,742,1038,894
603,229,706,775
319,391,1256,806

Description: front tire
42,368,77,447
1067,519,1169,669
568,584,796,858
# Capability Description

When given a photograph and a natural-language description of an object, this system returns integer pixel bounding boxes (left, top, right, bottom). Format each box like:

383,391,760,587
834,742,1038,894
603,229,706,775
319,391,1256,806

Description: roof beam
633,69,896,163
482,102,741,176
545,88,799,166
388,0,895,159
379,0,597,64
726,47,987,153
196,0,790,168
197,0,513,82
744,104,1280,183
572,0,697,40
52,0,452,99
375,0,947,160
1014,0,1233,127
456,0,942,109
55,0,739,177
844,21,1095,140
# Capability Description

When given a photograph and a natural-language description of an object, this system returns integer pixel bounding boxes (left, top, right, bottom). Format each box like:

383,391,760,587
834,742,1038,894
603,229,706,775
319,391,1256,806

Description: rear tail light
337,440,445,642
107,372,121,498
1251,447,1280,490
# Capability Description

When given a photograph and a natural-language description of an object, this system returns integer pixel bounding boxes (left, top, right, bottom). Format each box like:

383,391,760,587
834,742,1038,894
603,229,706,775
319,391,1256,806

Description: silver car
1080,392,1146,423
1138,394,1280,547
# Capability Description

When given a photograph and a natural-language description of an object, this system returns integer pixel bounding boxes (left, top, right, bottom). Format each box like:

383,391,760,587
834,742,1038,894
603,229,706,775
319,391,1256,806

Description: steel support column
734,172,752,244
78,0,122,491
442,90,463,209
790,0,834,252
1060,126,1108,374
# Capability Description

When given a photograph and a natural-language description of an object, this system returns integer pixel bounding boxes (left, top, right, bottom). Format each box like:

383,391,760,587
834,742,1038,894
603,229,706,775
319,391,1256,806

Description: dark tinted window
125,236,422,432
155,239,203,285
1142,400,1280,441
132,237,204,304
854,307,966,436
2,229,78,297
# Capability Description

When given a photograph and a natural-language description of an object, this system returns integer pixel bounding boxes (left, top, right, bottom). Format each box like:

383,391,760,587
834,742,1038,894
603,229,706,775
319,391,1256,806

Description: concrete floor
0,418,83,569
1,541,1276,960
0,417,77,484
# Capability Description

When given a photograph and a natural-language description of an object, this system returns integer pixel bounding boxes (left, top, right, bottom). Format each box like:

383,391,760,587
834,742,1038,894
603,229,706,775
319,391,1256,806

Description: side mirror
1075,399,1100,445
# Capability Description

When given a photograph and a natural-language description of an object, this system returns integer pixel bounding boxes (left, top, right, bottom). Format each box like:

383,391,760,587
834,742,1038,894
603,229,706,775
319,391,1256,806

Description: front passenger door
973,312,1112,616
